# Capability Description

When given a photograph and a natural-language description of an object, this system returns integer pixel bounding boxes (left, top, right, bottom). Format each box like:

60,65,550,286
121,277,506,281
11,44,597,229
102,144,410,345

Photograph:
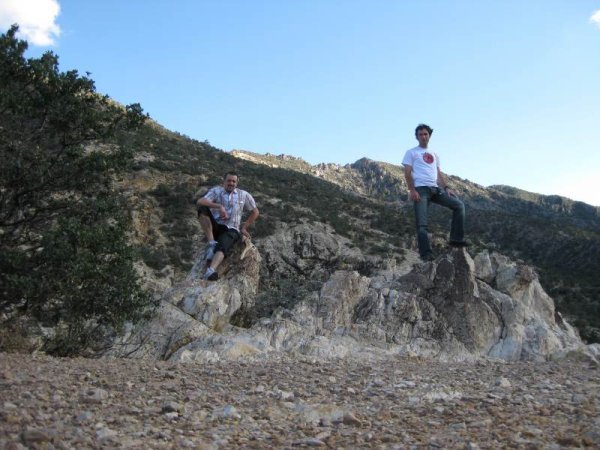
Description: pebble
80,388,108,404
20,427,50,444
494,376,511,388
95,427,117,441
161,401,183,413
292,437,326,447
75,411,94,422
217,405,241,419
342,412,362,426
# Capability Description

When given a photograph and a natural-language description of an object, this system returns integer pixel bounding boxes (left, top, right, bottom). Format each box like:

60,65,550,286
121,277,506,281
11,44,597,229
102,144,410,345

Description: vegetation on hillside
0,26,155,355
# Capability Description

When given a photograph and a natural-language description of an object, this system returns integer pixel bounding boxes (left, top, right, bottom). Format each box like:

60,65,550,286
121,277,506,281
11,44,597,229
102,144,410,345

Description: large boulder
107,236,261,359
107,301,211,360
350,248,583,361
473,250,580,361
257,221,365,280
234,248,585,362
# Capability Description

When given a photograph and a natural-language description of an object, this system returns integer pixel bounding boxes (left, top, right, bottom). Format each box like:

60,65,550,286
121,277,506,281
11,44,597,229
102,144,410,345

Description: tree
0,25,154,355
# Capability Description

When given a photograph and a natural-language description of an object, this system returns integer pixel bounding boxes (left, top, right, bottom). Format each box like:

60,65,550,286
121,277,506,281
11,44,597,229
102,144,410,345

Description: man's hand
219,205,229,220
445,188,457,198
241,224,251,238
241,208,259,238
409,188,421,202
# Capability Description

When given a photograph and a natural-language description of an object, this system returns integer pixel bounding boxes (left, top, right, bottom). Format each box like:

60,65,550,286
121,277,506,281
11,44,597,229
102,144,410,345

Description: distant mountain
111,128,599,342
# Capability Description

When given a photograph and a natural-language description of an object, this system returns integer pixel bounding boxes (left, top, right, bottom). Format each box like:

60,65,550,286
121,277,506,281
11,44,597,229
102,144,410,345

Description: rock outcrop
107,237,261,359
108,226,589,364
259,221,365,280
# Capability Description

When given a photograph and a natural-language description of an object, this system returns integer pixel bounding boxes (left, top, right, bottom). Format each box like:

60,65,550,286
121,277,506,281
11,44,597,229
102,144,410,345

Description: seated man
196,171,259,281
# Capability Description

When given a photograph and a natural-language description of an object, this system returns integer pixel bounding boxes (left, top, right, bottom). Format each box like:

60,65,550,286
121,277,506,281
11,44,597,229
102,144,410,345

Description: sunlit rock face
107,224,587,364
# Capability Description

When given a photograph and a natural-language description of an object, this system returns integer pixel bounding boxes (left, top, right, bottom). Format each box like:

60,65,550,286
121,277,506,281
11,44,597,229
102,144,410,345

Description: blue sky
2,1,600,206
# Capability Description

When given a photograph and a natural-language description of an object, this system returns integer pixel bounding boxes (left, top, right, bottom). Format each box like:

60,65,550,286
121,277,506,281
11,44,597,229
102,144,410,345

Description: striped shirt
203,186,257,231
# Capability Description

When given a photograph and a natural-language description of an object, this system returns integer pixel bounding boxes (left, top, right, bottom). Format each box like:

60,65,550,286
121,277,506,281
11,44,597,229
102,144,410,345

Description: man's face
417,129,430,148
224,175,238,192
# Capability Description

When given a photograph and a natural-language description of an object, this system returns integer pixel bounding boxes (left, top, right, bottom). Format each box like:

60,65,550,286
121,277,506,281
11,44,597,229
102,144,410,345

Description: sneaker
205,240,217,262
448,240,470,248
203,267,218,281
207,271,219,281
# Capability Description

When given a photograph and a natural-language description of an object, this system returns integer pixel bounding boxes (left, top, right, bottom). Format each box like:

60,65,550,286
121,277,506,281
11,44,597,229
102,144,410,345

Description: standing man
402,124,468,261
196,171,259,281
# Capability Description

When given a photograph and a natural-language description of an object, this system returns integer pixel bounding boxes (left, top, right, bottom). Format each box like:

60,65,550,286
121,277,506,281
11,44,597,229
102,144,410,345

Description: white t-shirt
402,146,440,187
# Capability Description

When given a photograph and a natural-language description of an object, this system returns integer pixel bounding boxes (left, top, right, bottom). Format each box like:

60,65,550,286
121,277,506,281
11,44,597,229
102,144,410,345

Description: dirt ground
1,352,599,449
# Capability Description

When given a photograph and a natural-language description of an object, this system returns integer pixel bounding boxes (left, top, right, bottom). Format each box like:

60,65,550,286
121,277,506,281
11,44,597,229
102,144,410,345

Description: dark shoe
203,267,218,281
448,240,470,248
207,271,219,281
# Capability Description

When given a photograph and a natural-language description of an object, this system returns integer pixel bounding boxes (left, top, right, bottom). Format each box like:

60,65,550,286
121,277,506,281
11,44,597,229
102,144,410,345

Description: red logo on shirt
422,152,434,164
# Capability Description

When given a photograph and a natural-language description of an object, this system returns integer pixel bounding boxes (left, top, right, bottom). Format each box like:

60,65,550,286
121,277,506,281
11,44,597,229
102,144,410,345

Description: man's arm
241,207,259,238
404,165,420,202
197,196,228,220
437,168,456,197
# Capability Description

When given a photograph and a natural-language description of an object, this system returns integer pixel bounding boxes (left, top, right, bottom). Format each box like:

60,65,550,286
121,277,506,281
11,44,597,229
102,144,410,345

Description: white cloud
591,10,600,28
0,0,61,46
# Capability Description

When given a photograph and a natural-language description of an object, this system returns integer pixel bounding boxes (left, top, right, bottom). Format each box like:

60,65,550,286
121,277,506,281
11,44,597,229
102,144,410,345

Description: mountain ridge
231,149,599,217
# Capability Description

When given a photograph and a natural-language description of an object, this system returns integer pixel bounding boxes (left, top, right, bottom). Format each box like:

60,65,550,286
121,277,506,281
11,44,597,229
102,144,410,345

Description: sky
2,0,600,206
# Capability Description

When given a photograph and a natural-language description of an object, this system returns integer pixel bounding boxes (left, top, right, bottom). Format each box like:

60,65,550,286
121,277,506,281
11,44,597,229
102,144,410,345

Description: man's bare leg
209,251,224,271
198,214,215,242
204,251,224,281
198,214,218,265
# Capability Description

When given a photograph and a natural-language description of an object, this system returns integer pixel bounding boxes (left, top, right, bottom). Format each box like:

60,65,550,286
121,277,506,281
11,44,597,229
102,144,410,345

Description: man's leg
197,206,218,260
204,228,241,281
198,215,215,242
414,187,433,259
432,191,466,244
207,251,225,272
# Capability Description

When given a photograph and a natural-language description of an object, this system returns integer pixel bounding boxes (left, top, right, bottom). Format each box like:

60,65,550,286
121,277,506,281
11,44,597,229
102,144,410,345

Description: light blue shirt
203,186,256,231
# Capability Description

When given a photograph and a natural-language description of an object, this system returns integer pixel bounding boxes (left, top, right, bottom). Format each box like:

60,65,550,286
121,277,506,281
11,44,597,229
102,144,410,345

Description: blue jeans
413,186,465,258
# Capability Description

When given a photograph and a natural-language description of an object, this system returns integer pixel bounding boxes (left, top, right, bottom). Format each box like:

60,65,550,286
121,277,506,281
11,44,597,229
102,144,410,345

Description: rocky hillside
91,120,598,343
224,149,600,341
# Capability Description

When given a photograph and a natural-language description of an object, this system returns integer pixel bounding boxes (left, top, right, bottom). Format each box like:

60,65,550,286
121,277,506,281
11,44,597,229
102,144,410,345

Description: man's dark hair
415,124,434,138
223,171,238,180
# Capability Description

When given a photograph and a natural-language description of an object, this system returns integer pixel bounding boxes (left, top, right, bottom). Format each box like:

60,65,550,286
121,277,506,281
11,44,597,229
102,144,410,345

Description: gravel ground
1,352,599,449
